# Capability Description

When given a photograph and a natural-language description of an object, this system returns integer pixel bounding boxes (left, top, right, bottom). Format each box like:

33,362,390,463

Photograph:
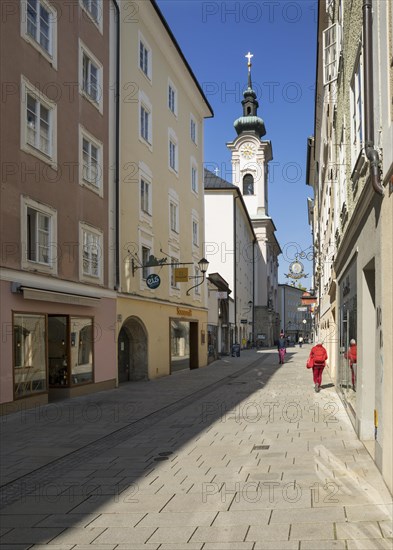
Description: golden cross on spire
245,51,253,69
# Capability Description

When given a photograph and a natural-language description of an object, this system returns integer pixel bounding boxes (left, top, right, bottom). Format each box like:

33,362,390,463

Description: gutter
363,0,384,196
111,0,121,290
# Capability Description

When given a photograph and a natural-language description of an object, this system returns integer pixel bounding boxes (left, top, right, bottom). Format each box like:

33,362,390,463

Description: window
192,220,199,246
142,246,150,279
22,197,57,272
139,34,151,80
323,23,341,85
243,173,254,195
191,164,198,193
169,141,175,169
170,201,178,232
350,56,363,167
83,53,98,101
22,77,57,163
13,313,47,399
80,0,102,29
26,94,51,156
79,41,103,111
80,224,103,282
170,257,179,289
190,114,197,144
80,127,103,192
141,178,151,214
194,266,201,295
140,104,150,143
22,0,57,65
27,207,50,264
168,80,177,115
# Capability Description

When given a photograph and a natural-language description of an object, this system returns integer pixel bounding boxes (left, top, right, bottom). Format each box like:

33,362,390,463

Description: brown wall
0,0,111,287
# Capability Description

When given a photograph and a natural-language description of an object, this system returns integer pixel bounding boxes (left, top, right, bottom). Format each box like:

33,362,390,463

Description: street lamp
186,257,209,295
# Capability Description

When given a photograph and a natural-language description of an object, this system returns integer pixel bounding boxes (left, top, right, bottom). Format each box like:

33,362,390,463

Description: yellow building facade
117,1,213,381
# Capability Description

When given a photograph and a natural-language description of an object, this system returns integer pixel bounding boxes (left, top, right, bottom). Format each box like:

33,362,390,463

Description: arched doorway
118,317,148,382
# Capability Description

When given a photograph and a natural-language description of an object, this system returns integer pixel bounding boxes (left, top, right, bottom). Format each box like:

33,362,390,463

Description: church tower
227,52,272,217
227,53,281,346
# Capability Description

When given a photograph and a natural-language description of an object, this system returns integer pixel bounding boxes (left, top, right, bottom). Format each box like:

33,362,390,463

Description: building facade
0,0,119,412
308,0,393,492
204,170,256,353
117,0,213,380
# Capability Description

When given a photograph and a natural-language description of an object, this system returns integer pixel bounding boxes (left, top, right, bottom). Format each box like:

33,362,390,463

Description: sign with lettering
174,267,189,282
177,307,192,317
146,273,161,289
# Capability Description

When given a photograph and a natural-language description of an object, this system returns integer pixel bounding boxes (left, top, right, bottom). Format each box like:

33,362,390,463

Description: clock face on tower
240,142,256,159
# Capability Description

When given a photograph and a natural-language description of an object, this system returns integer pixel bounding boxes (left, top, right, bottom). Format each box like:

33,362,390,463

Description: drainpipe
111,0,121,290
363,0,383,196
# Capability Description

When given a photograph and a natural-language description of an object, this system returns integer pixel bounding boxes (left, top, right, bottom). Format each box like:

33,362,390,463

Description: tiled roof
204,168,236,189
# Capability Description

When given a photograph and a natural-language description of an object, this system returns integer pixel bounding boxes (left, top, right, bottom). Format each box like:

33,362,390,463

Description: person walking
298,336,304,348
277,335,286,364
345,339,357,391
308,340,328,392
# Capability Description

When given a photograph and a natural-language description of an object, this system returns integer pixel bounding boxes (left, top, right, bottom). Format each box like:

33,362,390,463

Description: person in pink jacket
308,340,328,392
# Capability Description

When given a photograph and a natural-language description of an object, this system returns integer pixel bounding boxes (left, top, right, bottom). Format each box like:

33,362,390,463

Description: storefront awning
13,285,100,307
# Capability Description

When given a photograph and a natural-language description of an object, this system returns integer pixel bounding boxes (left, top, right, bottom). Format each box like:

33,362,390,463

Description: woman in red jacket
345,339,357,391
308,340,328,392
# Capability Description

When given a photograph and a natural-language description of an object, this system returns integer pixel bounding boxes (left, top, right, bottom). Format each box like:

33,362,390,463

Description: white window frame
169,200,178,233
138,31,152,82
79,40,103,113
140,177,151,216
190,113,198,145
168,79,177,116
21,0,57,68
21,76,57,166
350,53,364,169
79,126,103,196
139,90,152,148
323,23,341,85
194,265,201,296
141,244,151,280
79,223,104,284
80,0,103,33
192,219,199,248
21,196,57,274
191,158,198,194
168,128,178,174
170,256,180,290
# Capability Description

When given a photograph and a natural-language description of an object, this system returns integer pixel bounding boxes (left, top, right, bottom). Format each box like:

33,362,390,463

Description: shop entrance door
118,327,130,383
48,316,69,387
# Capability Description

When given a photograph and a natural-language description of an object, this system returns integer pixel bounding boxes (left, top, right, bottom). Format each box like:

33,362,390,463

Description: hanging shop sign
146,273,161,289
174,267,189,282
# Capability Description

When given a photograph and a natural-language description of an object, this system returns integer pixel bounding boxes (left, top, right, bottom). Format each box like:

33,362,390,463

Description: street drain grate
159,451,173,456
154,456,169,461
227,381,248,385
252,445,270,451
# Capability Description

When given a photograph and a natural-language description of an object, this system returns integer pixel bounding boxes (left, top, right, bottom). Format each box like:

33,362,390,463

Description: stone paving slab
1,347,392,549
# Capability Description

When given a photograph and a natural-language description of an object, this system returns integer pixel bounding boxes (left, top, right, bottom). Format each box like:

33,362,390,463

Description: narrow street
1,346,392,549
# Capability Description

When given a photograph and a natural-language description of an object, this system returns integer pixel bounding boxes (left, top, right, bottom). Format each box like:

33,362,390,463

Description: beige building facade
117,1,213,380
308,0,393,492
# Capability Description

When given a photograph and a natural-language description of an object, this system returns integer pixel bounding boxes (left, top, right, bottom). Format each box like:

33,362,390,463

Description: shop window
13,313,47,398
70,317,93,384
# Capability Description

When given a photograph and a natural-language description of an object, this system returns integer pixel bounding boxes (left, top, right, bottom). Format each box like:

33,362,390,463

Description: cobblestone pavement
1,346,392,550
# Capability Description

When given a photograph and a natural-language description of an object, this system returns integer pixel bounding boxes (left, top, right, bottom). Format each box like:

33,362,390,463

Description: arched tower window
243,173,254,195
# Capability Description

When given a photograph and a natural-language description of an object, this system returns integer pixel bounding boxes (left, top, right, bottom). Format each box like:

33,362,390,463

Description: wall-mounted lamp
186,258,209,296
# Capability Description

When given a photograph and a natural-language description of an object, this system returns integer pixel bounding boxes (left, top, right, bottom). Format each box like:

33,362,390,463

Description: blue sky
156,0,318,286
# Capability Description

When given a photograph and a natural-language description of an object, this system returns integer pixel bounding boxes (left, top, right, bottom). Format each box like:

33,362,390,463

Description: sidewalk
1,346,392,549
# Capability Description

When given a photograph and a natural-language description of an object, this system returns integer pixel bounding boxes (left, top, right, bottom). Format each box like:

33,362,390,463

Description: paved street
1,346,392,550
